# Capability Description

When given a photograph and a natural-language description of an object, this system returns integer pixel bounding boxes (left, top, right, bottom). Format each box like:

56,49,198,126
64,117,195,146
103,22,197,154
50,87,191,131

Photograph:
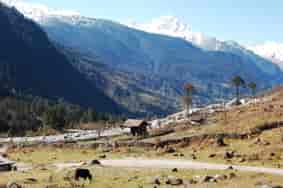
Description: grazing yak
75,168,92,181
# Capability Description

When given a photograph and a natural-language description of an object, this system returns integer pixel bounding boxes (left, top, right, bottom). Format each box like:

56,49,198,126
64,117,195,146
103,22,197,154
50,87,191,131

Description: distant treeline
0,87,123,136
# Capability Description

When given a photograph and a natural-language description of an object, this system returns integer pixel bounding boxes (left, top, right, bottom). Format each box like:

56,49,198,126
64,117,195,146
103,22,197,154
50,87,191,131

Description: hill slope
6,1,283,115
0,2,121,114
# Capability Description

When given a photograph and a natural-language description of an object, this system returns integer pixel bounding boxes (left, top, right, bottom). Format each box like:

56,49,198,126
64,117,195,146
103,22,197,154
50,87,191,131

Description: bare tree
182,83,195,117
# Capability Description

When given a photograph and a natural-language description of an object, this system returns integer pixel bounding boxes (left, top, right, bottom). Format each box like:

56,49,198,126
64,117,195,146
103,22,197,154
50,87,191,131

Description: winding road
97,158,283,176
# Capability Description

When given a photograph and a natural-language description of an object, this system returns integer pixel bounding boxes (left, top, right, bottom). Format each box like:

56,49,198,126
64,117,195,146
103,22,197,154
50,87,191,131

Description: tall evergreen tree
231,76,245,104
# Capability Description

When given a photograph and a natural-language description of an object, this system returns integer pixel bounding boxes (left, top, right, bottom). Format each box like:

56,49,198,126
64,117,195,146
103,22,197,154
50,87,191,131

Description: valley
0,0,283,187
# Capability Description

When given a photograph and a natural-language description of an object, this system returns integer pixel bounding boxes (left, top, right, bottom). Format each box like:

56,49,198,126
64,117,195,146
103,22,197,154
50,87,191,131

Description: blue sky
25,0,283,45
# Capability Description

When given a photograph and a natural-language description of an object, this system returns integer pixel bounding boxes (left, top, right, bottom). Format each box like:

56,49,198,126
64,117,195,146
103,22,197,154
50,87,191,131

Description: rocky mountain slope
0,2,122,114
247,42,283,70
4,0,283,116
129,16,281,76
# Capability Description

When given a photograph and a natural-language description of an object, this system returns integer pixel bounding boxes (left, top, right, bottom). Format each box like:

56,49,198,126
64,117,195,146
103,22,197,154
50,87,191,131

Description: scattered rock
1,153,8,158
102,148,111,153
191,154,197,160
227,166,234,170
239,158,246,163
209,154,216,158
228,172,237,179
165,147,176,153
214,174,227,181
99,155,107,159
147,176,161,185
270,153,276,157
201,175,216,183
24,178,38,184
172,168,178,172
6,182,22,188
224,151,235,159
165,176,183,185
90,159,101,165
185,179,198,185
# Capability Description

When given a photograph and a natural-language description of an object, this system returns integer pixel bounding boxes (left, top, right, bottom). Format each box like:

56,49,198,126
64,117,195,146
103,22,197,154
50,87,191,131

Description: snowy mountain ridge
128,16,222,51
4,0,283,69
247,42,283,69
128,16,283,73
1,0,80,21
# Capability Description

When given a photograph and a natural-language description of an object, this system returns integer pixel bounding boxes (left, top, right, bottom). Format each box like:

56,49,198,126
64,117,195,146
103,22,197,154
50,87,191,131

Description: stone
90,159,101,165
6,182,22,188
214,174,227,181
24,178,38,183
201,175,215,183
165,176,183,186
191,154,197,160
185,179,198,185
147,176,161,185
209,154,216,158
172,168,178,172
227,166,234,170
228,172,237,179
165,147,176,153
224,151,235,159
99,155,107,159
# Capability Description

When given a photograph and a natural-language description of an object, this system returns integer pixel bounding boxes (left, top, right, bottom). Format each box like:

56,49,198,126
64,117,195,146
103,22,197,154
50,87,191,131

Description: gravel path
99,158,283,176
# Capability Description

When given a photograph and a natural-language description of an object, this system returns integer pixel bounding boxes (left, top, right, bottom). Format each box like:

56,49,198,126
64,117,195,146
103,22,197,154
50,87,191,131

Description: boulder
6,182,21,188
209,154,216,158
165,176,183,186
99,155,107,159
214,174,227,181
224,151,235,159
147,176,161,185
23,178,38,184
201,175,216,183
90,159,101,165
228,172,237,179
172,168,178,172
165,147,176,153
227,166,234,170
184,179,198,185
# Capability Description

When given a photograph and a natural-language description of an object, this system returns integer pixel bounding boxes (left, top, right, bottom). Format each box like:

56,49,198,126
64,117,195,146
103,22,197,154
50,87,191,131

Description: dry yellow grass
2,147,283,188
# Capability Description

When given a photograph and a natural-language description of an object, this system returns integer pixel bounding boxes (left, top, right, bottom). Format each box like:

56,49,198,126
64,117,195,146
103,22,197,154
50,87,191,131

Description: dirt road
99,158,283,176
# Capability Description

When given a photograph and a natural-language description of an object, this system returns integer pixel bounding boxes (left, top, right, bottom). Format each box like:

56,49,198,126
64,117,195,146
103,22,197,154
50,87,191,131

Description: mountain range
2,0,283,116
0,1,122,114
247,42,283,70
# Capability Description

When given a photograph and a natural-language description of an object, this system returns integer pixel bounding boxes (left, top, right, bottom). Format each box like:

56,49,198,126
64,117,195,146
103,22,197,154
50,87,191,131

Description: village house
123,119,149,136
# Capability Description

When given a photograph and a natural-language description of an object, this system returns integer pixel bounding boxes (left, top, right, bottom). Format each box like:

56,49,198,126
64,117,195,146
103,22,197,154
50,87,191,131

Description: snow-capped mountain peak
1,0,80,21
128,16,222,51
247,42,283,69
129,16,193,40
